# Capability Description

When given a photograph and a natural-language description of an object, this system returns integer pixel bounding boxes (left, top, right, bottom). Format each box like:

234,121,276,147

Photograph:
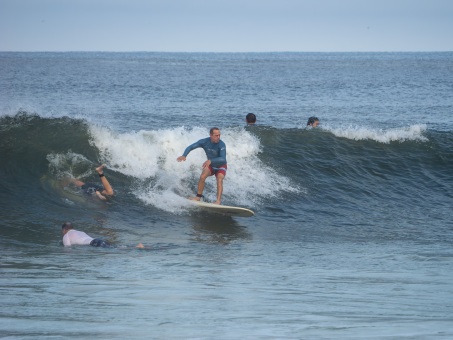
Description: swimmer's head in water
246,113,256,124
307,116,319,127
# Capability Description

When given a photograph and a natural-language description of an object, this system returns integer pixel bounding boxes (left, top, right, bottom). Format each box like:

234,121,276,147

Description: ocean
1,52,452,339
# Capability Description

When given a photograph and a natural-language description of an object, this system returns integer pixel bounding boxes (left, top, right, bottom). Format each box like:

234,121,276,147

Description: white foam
88,125,299,213
46,151,93,179
325,124,428,143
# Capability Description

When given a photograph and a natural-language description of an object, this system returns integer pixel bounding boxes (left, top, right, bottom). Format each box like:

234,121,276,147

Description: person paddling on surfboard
61,222,146,249
177,127,227,205
61,222,112,247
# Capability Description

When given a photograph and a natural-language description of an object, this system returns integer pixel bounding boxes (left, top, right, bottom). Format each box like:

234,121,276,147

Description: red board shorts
209,164,227,177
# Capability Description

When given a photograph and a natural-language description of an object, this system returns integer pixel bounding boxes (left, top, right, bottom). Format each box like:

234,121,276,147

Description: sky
1,0,452,52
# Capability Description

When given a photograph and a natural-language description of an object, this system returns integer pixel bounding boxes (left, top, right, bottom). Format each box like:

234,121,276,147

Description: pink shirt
63,229,94,247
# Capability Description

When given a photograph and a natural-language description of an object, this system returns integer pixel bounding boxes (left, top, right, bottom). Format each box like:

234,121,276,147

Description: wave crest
326,124,428,143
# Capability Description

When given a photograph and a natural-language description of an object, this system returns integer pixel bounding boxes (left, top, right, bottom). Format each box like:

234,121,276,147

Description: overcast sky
1,0,452,52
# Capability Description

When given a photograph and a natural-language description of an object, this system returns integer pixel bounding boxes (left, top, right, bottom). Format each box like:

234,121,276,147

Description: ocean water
1,52,453,339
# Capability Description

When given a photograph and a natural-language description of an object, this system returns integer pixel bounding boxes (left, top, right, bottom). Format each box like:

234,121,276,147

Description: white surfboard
188,200,255,217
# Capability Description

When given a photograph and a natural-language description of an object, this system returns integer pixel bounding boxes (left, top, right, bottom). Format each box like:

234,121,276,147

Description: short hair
61,222,73,230
307,116,319,126
210,127,220,135
246,113,256,123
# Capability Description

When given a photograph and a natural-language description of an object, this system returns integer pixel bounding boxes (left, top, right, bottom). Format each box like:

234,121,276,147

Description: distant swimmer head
246,113,256,124
307,116,319,127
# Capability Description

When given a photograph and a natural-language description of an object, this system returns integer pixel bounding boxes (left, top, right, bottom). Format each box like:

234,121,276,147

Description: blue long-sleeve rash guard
183,137,227,168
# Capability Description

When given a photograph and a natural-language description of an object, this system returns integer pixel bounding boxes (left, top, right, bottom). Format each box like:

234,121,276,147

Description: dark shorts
81,183,104,195
209,164,227,177
90,238,111,248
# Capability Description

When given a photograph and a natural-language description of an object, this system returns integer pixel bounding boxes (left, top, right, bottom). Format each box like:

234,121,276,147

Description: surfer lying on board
66,164,114,201
177,127,227,205
61,222,146,249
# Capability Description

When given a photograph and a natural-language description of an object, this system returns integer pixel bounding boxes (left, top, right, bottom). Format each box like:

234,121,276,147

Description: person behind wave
61,222,146,249
68,164,114,201
246,113,257,125
176,127,227,205
306,116,320,128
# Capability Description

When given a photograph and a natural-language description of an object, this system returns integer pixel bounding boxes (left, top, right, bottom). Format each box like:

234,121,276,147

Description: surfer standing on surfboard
177,127,227,205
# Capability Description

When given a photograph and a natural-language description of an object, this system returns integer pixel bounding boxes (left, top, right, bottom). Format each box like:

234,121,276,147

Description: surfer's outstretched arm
63,177,85,187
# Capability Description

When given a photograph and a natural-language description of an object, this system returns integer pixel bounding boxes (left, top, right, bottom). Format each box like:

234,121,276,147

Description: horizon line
1,50,452,53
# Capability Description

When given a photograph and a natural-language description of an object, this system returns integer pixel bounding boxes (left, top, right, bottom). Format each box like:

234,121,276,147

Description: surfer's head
61,222,73,235
246,113,256,124
307,116,319,127
210,127,221,143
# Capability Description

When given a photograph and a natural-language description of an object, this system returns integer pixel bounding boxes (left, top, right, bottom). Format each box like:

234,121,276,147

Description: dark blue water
1,52,453,338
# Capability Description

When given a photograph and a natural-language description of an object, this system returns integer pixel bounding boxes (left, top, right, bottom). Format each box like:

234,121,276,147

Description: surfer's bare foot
213,200,221,205
189,193,203,201
96,164,106,175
